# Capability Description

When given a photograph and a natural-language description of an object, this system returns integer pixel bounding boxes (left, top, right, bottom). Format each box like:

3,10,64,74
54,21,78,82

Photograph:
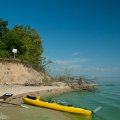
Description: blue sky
0,0,120,77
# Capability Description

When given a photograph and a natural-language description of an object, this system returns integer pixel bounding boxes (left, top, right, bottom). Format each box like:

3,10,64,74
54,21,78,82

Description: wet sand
0,104,71,120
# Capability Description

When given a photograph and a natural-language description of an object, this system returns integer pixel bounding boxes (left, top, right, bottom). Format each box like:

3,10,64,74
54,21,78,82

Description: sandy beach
0,85,72,120
0,85,71,102
0,85,70,96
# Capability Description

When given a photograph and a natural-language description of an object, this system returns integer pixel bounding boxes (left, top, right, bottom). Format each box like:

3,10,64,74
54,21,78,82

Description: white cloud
50,59,120,76
52,58,88,75
72,52,81,56
54,58,88,66
94,67,104,71
54,60,66,65
113,67,120,71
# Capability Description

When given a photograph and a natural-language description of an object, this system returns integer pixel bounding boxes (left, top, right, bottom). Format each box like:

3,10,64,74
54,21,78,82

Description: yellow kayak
22,96,92,115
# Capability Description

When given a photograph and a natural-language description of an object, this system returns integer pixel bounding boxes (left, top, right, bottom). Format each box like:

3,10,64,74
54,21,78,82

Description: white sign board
12,49,17,53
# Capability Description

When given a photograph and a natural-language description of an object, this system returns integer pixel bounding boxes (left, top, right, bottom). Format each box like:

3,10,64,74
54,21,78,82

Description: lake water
0,77,120,120
47,77,120,120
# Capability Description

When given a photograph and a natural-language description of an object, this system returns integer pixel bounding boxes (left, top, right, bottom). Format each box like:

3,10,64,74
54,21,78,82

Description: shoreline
0,85,72,103
0,85,72,120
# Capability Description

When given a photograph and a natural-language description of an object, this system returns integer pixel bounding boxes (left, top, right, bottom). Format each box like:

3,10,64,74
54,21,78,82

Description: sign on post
12,48,17,58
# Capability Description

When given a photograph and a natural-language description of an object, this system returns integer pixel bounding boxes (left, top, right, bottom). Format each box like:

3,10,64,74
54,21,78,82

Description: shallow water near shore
0,77,120,120
47,77,120,120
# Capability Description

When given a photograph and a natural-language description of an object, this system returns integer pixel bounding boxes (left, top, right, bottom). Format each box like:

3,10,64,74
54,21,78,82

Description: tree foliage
0,18,8,36
0,18,43,64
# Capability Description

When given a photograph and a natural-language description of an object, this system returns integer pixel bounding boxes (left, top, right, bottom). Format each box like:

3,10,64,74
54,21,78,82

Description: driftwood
67,77,95,90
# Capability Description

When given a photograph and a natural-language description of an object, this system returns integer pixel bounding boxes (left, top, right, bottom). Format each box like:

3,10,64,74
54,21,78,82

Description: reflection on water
64,112,99,120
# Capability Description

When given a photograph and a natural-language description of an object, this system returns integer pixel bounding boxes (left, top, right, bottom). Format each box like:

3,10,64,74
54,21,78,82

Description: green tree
3,29,23,57
0,18,8,37
0,18,9,57
0,19,43,65
12,25,43,64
